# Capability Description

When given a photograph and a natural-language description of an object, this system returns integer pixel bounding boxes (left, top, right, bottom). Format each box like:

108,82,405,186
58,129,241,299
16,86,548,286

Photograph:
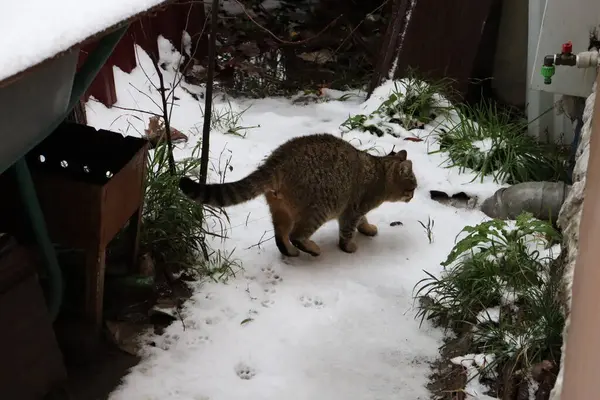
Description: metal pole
199,0,220,185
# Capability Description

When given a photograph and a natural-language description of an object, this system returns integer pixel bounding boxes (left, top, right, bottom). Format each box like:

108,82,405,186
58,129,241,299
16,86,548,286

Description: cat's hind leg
266,191,299,257
289,207,328,256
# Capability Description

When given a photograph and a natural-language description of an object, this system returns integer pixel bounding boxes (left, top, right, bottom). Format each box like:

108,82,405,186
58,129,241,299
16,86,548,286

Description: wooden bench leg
84,245,106,335
128,206,143,273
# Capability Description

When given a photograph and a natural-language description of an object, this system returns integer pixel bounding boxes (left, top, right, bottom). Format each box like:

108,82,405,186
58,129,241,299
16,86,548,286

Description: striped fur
179,167,269,207
179,133,417,257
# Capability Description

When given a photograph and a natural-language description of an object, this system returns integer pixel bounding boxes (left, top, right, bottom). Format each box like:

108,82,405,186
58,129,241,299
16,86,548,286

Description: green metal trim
13,25,129,320
13,160,63,319
68,26,128,110
50,26,129,141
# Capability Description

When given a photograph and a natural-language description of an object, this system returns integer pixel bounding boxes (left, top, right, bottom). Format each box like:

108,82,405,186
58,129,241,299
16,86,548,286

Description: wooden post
84,244,107,333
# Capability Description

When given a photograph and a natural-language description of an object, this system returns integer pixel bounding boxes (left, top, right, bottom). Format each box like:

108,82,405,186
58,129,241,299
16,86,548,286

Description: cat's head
385,149,417,202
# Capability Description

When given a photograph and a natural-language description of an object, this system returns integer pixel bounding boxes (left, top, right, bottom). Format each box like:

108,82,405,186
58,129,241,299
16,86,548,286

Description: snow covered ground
85,40,504,400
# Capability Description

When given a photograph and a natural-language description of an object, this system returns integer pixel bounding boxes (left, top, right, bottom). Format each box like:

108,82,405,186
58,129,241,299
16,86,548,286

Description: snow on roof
0,0,170,83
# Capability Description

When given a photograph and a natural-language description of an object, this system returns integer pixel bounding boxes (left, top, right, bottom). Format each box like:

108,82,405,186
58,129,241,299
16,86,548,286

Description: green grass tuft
414,213,564,380
433,100,569,184
341,73,453,137
140,139,238,279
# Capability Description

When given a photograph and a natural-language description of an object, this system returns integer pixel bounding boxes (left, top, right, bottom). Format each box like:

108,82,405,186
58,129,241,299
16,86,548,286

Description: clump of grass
418,217,435,244
140,139,236,279
414,213,564,383
198,98,259,138
433,100,569,184
341,73,453,136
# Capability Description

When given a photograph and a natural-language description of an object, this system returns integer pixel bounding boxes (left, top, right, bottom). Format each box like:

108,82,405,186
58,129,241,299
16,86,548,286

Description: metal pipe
576,51,600,68
480,181,570,224
552,53,577,66
544,55,556,66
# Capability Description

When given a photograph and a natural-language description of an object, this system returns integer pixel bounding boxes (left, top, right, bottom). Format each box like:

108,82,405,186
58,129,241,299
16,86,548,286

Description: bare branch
89,99,162,117
150,60,177,175
231,0,342,46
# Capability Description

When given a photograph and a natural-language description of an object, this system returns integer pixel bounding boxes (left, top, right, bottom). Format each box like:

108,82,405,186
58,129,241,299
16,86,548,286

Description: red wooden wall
78,0,207,108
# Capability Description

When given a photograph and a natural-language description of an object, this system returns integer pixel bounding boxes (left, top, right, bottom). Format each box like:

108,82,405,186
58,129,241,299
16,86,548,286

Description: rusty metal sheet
393,0,494,96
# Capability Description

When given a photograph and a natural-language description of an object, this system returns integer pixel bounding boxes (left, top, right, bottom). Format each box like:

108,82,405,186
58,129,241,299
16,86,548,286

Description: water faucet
541,41,600,84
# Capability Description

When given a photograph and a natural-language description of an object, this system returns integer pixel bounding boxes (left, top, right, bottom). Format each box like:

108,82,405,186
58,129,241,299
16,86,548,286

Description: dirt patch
428,331,473,400
427,328,559,400
52,244,196,398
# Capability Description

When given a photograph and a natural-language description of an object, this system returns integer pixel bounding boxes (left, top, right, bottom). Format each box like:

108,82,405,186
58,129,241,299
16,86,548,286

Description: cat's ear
400,159,413,172
396,149,407,161
387,145,397,157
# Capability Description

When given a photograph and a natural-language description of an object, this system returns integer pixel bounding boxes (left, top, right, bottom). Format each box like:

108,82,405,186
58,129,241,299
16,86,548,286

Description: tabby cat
179,133,417,257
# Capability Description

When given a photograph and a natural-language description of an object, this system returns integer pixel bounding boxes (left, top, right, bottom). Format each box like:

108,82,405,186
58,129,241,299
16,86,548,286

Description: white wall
492,0,576,144
527,0,575,144
530,0,599,97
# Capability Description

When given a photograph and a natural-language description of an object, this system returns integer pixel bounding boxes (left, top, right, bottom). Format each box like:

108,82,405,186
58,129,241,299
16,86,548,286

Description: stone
550,82,596,400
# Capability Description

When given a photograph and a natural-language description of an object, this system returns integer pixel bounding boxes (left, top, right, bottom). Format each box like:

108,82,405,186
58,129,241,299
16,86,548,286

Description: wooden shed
0,0,181,397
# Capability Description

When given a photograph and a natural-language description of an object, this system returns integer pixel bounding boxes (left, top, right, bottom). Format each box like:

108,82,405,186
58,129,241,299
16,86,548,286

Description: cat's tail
179,166,272,207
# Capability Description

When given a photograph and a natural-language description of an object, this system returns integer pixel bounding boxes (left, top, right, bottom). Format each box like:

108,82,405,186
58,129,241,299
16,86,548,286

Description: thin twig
232,0,342,45
89,99,162,117
151,60,177,175
132,43,161,94
128,82,163,112
246,231,274,250
333,0,389,55
167,8,211,122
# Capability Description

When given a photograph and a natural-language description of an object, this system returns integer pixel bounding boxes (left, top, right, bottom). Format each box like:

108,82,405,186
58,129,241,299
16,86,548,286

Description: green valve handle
541,64,555,84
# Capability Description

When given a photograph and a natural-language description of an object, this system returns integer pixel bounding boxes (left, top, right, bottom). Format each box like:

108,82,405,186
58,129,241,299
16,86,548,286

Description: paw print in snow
183,334,211,348
261,299,275,308
221,307,237,319
244,270,257,281
281,257,296,266
183,318,205,330
155,332,180,350
261,265,283,285
263,286,276,295
197,335,211,344
204,316,222,326
300,295,324,309
268,274,283,285
261,265,274,275
234,362,256,380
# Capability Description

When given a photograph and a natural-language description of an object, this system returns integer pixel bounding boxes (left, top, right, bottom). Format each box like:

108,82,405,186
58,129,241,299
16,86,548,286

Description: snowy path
85,43,503,400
